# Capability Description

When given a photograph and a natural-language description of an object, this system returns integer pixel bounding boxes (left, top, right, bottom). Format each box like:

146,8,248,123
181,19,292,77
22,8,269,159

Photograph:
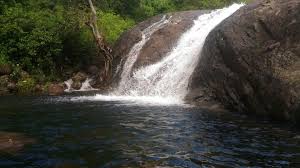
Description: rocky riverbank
0,64,105,96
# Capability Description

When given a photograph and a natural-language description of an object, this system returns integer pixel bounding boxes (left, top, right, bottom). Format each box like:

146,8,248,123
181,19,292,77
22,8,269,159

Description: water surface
0,95,299,168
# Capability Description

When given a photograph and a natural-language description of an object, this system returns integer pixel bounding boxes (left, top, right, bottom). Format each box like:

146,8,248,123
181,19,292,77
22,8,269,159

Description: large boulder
112,10,209,83
48,83,65,96
188,0,300,122
72,72,87,83
71,72,88,90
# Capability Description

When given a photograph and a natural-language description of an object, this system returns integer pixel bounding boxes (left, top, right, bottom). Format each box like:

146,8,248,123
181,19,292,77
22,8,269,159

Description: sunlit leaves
97,11,135,44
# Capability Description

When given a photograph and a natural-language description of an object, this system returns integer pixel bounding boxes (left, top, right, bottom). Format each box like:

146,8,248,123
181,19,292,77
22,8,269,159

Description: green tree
97,11,135,44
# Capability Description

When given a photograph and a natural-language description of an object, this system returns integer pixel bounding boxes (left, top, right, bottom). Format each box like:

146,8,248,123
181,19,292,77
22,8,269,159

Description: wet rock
0,64,12,76
7,82,16,92
35,84,44,93
72,72,87,83
188,0,300,122
70,72,88,90
48,83,65,96
71,81,82,90
134,11,209,69
70,72,89,90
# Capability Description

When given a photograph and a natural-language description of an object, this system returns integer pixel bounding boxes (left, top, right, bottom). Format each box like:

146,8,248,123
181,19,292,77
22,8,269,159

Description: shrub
16,77,36,94
97,12,135,44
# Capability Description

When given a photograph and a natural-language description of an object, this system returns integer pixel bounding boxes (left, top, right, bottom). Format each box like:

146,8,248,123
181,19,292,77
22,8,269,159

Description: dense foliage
0,0,249,84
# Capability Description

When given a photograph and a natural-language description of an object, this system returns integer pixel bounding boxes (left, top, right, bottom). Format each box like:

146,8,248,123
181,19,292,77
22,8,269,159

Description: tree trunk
86,0,113,82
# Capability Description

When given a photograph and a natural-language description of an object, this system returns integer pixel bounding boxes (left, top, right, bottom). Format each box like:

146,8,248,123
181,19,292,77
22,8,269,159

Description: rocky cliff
188,0,300,122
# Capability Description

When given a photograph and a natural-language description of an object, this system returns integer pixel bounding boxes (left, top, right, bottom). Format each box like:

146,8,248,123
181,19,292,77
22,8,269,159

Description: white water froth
117,15,171,89
70,95,182,106
64,79,73,92
79,78,97,91
64,78,97,92
76,4,244,105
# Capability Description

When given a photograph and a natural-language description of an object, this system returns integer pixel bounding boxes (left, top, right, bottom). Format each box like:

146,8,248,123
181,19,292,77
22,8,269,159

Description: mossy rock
0,75,9,87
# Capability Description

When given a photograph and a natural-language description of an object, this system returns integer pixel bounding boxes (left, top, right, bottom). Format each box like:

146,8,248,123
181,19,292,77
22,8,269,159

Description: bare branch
86,0,113,81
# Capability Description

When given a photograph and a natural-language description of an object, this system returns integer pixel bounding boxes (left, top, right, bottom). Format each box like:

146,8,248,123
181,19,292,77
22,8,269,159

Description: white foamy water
77,4,244,105
64,78,97,92
79,78,97,91
70,95,182,106
117,15,170,90
64,79,73,92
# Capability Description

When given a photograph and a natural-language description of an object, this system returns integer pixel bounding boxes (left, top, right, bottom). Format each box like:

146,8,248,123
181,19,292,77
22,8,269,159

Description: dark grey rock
188,0,300,122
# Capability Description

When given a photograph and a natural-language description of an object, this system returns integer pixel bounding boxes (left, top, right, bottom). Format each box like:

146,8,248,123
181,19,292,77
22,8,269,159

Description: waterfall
78,4,243,105
111,4,243,103
116,15,170,91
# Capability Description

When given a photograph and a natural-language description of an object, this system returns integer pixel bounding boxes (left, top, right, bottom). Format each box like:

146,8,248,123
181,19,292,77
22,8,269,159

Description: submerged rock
189,0,300,122
0,131,35,154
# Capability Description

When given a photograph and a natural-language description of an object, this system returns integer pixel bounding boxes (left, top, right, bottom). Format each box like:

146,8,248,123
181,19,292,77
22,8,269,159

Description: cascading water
79,78,96,91
77,4,243,105
116,15,171,90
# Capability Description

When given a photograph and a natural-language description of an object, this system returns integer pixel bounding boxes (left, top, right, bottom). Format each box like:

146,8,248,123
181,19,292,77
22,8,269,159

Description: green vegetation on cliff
0,0,249,94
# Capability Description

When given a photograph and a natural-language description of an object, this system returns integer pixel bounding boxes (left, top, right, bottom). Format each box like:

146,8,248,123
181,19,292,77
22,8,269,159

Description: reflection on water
0,95,299,168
